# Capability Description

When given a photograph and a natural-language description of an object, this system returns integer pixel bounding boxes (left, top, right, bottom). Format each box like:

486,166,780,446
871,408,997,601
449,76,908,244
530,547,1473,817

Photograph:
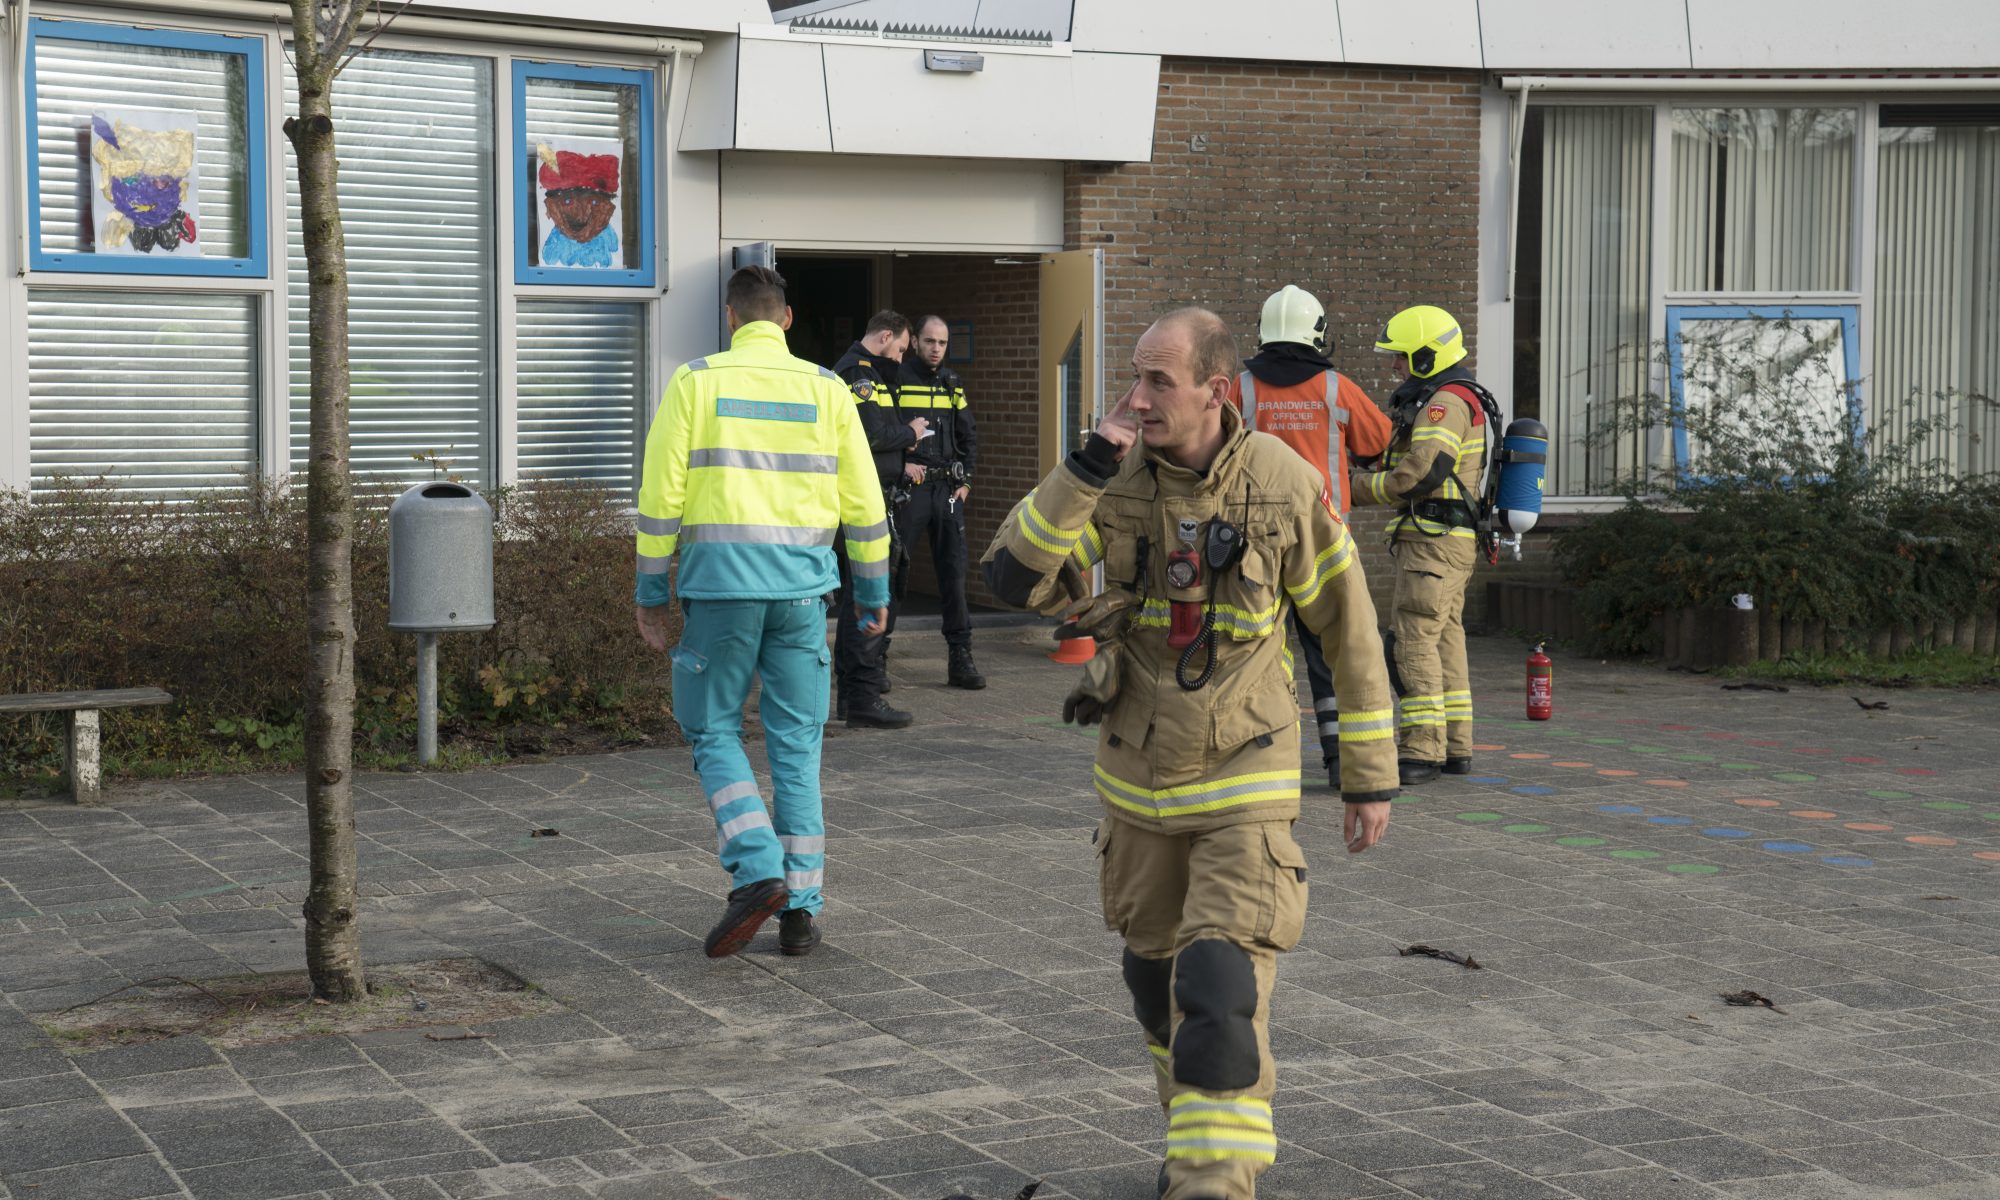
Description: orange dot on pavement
1598,769,1638,777
1473,743,1505,752
1734,798,1781,808
1510,752,1552,760
1843,822,1894,832
1975,851,2000,862
1553,761,1593,768
1906,835,1958,847
1645,779,1690,788
1789,810,1837,820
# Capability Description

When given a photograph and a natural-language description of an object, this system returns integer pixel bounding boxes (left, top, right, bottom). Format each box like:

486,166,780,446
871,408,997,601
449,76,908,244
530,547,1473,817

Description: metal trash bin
387,482,495,763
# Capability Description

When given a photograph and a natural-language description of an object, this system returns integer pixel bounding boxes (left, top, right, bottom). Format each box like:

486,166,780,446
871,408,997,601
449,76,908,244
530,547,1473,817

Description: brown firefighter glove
1062,641,1120,726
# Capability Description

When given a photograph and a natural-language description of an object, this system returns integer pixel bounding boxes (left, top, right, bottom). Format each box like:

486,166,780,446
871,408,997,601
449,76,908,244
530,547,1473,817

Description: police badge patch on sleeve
1426,403,1448,423
852,379,875,401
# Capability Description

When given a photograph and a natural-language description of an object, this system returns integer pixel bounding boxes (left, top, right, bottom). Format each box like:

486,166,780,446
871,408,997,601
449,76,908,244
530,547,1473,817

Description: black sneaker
846,697,913,729
703,878,787,958
1398,759,1443,785
779,909,821,956
948,645,987,690
1444,756,1474,775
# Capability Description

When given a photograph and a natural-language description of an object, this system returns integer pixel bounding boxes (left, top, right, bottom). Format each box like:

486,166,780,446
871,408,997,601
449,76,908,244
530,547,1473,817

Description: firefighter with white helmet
1350,304,1488,785
1229,285,1392,787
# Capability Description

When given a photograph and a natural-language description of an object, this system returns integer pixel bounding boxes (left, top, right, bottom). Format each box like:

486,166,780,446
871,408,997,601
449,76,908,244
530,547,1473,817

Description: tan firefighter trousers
1390,535,1477,764
1097,816,1309,1200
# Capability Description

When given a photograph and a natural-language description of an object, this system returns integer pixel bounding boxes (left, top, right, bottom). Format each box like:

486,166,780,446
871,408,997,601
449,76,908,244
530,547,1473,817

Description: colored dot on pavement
1868,790,1914,800
1546,729,1582,738
1986,813,2000,822
1511,786,1556,796
1898,768,1939,776
1586,737,1626,745
1922,801,1972,812
1843,822,1894,832
1789,810,1838,820
1763,841,1815,853
1456,812,1506,823
1598,769,1639,778
1631,745,1669,753
1611,849,1662,859
1703,732,1740,741
1906,835,1958,847
1822,856,1875,867
1703,828,1754,838
1772,773,1818,783
1735,798,1781,808
1646,780,1691,788
1473,743,1506,752
1511,752,1552,760
1668,863,1722,874
1647,815,1696,825
1673,753,1716,763
1556,836,1606,847
1503,823,1550,833
1842,756,1883,765
1466,776,1510,785
1599,804,1645,814
1975,852,2000,862
1553,761,1594,769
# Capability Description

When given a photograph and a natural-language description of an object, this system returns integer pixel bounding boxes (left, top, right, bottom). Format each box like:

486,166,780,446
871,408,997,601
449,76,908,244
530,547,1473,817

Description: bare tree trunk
288,0,372,1003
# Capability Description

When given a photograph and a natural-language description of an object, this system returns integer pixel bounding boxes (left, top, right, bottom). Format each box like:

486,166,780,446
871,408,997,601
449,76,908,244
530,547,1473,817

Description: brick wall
1066,58,1484,619
890,255,1040,610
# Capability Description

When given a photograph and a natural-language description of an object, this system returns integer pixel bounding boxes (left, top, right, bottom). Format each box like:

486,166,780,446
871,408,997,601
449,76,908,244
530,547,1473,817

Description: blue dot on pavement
1467,775,1510,785
1598,804,1645,814
1762,841,1814,853
1511,785,1555,796
1703,828,1754,838
1821,855,1874,867
1647,815,1696,826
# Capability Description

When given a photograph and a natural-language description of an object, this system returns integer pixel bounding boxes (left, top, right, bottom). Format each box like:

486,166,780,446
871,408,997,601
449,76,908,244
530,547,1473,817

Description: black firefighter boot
948,644,986,690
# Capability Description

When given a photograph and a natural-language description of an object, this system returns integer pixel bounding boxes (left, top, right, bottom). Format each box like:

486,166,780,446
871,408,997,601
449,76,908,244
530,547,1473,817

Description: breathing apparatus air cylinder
1495,418,1549,536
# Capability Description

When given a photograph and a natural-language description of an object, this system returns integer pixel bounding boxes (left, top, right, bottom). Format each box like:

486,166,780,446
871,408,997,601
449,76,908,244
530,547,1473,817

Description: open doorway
776,254,877,368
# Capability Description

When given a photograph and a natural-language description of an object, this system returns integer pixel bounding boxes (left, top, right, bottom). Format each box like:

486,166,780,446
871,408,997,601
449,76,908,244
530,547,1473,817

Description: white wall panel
1480,0,1692,70
1338,0,1483,68
1071,0,1345,62
680,34,739,152
721,153,1062,251
822,45,1155,161
738,40,835,153
1687,0,2000,69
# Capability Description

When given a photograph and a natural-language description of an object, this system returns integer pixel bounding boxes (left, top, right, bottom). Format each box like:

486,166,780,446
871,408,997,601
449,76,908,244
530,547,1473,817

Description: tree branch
334,0,414,81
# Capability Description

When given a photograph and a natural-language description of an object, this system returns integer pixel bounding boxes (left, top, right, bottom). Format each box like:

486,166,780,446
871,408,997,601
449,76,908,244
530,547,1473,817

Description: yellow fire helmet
1374,304,1466,379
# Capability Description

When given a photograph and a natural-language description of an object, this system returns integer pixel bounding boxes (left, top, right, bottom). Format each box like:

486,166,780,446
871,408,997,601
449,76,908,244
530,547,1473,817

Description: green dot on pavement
1502,823,1550,833
1667,863,1721,875
1868,790,1913,800
1556,836,1605,847
1610,849,1662,859
1721,763,1760,771
1456,812,1505,823
1772,772,1817,783
1674,753,1715,762
1631,745,1669,753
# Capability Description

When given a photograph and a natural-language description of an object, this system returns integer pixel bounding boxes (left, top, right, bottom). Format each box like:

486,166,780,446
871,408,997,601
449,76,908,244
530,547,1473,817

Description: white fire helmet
1258,285,1329,354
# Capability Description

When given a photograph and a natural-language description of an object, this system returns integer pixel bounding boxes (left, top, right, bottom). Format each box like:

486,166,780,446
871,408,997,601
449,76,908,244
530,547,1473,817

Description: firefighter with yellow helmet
1350,305,1489,785
984,308,1398,1200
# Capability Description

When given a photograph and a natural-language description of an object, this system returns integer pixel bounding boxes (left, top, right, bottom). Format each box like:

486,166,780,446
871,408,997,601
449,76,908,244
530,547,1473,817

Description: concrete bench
0,688,173,803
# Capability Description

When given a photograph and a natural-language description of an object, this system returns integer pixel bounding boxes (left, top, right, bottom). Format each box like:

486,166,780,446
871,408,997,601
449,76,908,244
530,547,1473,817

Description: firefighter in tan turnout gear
983,309,1398,1200
1350,304,1489,785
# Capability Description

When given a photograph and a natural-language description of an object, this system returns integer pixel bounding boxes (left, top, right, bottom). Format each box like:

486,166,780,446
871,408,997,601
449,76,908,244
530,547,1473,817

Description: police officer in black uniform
896,315,985,690
833,310,922,728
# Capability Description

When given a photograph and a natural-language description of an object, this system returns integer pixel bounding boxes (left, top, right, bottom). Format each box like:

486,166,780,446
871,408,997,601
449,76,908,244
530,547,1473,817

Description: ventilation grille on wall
786,15,1053,46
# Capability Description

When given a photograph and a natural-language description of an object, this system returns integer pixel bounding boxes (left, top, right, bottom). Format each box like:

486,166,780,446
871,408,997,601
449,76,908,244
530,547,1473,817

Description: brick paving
3,629,1999,1199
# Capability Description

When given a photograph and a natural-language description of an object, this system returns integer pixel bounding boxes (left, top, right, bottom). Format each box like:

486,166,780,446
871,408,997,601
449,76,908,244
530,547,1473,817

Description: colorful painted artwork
88,109,201,256
535,138,623,269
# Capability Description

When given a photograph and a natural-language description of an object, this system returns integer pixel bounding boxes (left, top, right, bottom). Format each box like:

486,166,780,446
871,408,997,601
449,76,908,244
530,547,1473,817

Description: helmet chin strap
1411,347,1436,378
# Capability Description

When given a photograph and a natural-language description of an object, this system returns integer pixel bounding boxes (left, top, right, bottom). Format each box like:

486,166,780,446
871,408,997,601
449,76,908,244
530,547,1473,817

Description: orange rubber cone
1050,632,1097,664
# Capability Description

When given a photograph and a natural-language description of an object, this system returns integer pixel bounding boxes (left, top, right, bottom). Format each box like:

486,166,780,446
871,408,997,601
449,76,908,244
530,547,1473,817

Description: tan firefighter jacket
1350,374,1488,545
983,403,1400,834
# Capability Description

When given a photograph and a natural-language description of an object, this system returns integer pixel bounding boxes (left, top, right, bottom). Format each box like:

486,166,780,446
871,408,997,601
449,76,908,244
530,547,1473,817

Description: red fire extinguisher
1526,643,1553,721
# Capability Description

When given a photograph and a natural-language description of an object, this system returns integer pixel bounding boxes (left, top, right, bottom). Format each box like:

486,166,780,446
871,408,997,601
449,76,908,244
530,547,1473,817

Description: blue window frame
511,61,656,288
1666,304,1863,477
25,18,268,278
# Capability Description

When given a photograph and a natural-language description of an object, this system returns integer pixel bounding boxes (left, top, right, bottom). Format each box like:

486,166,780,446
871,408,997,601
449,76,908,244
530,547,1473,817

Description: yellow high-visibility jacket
983,403,1400,834
636,321,890,608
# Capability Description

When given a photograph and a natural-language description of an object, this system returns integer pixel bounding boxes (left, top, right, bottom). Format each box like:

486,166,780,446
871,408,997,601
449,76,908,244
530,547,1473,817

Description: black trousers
898,480,972,649
834,542,897,705
1291,608,1339,766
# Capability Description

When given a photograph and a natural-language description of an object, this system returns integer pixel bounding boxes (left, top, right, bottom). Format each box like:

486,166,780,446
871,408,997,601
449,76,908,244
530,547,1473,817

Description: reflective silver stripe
689,448,839,475
716,809,772,851
1317,719,1339,737
636,515,680,536
681,524,838,547
637,553,672,575
779,835,825,855
784,868,824,889
687,357,711,372
708,779,760,814
1340,715,1397,734
1313,697,1339,714
818,366,839,380
1166,1135,1278,1154
1238,372,1257,429
1168,1100,1273,1123
844,519,890,542
851,558,889,579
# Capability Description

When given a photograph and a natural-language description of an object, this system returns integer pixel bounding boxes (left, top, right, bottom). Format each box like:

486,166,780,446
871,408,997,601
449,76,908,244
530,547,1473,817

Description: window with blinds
1670,108,1857,294
516,301,646,493
285,48,496,486
28,290,258,500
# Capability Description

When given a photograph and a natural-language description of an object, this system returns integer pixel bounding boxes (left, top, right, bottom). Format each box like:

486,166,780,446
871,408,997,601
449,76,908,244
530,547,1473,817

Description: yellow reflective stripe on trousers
1166,1093,1277,1163
1398,695,1446,728
1337,708,1396,742
1286,533,1354,608
1444,689,1474,721
1094,764,1300,819
1148,1042,1170,1077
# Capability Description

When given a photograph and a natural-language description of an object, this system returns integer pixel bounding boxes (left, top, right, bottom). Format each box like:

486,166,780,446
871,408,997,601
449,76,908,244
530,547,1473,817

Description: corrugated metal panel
31,32,250,258
285,49,495,485
516,302,645,493
28,290,258,498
